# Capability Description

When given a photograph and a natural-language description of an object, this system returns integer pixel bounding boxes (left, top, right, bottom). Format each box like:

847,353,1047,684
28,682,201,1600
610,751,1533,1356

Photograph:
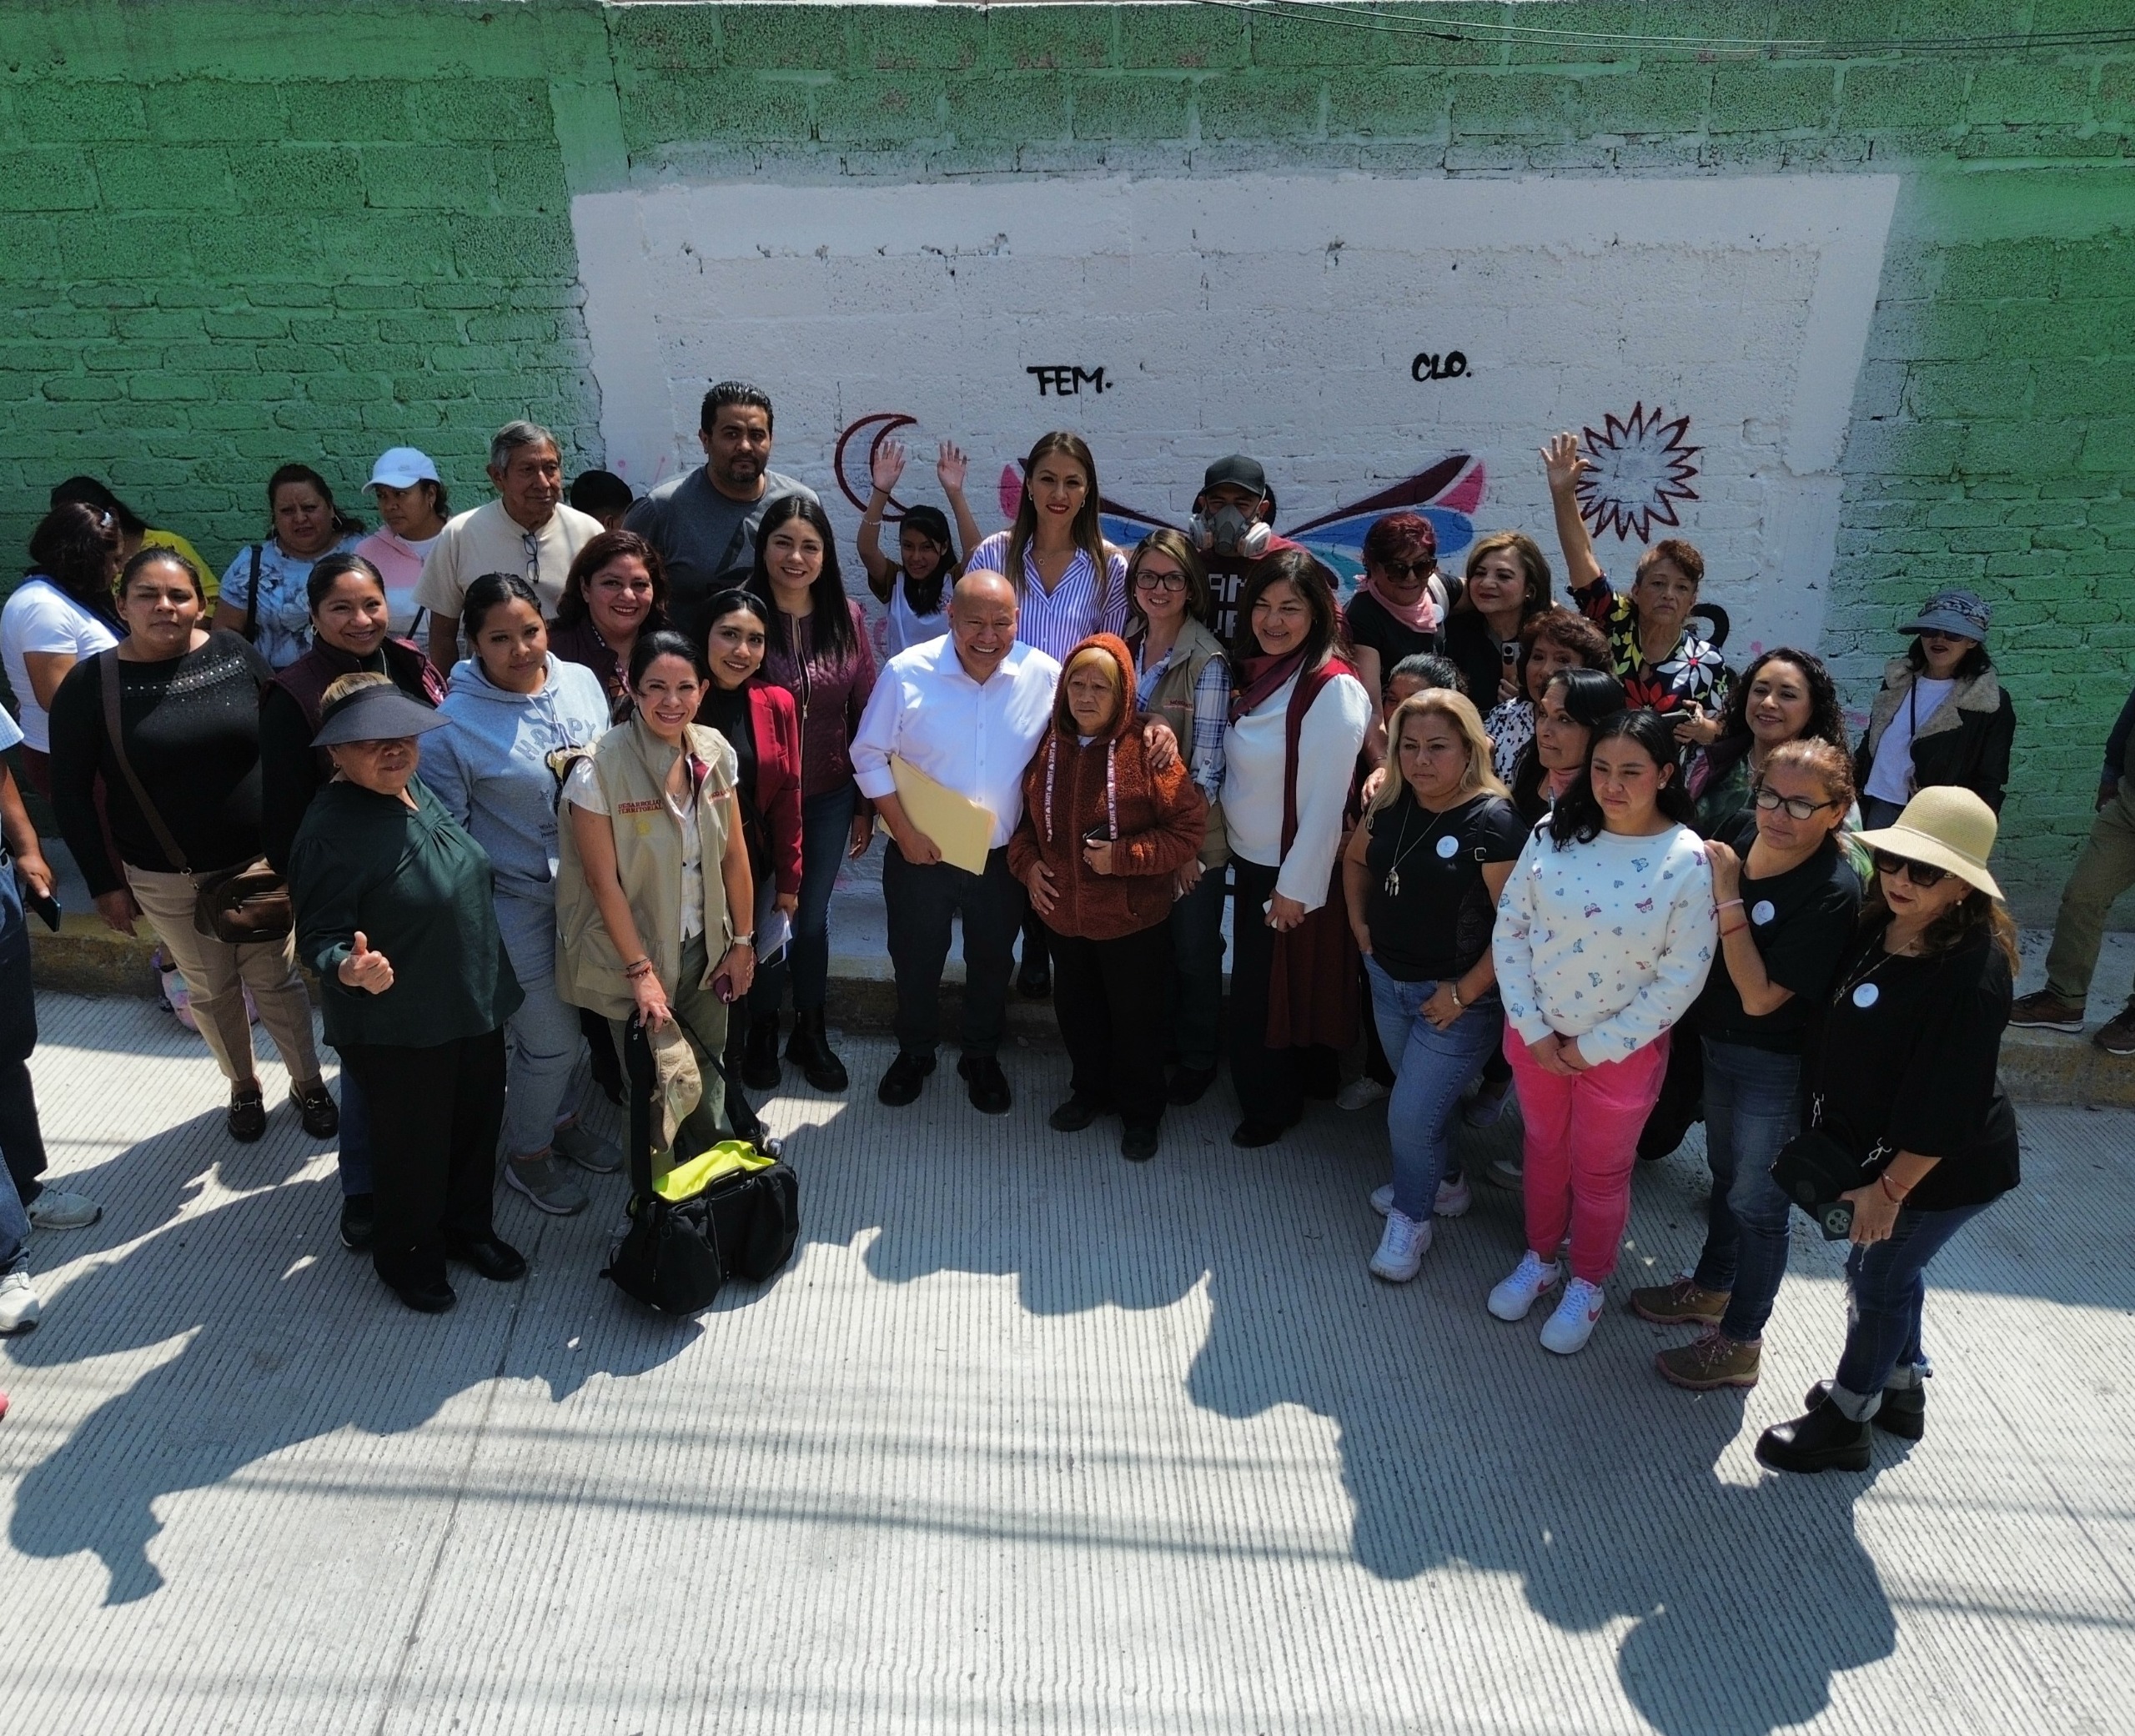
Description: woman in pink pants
1488,708,1716,1354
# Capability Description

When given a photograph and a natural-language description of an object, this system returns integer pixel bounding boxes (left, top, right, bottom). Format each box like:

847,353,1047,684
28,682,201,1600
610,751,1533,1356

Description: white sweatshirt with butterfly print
1492,820,1716,1064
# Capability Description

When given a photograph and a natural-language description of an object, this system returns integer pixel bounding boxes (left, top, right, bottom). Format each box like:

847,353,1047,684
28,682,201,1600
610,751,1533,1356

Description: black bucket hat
312,683,448,747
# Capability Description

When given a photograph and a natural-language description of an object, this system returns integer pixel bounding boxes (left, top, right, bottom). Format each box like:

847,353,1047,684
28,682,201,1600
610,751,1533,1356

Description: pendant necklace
1382,802,1453,899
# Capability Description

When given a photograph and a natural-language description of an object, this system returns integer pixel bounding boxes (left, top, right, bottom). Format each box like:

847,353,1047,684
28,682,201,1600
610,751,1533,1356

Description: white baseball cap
365,447,440,490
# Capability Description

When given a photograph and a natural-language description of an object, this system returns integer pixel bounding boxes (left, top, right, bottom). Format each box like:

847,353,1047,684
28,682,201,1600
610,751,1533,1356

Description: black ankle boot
786,1007,849,1091
742,1013,782,1091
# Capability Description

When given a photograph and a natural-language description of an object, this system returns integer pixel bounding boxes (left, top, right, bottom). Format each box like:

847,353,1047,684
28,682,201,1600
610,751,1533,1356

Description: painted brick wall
2,0,2132,913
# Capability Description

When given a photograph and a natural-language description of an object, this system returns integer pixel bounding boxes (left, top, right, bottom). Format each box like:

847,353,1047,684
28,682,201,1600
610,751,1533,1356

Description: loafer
1166,1064,1218,1106
290,1080,339,1139
1754,1398,1872,1474
338,1192,376,1252
1120,1123,1159,1162
228,1084,268,1143
958,1054,1012,1116
1048,1092,1103,1132
877,1051,936,1107
445,1234,528,1283
551,1118,623,1175
385,1274,457,1315
1805,1378,1925,1441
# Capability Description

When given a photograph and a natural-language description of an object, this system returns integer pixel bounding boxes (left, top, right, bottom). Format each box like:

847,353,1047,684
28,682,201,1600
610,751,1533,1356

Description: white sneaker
1369,1209,1431,1282
1540,1277,1606,1355
27,1189,101,1232
1487,1154,1525,1191
1337,1076,1389,1111
0,1270,41,1333
1371,1177,1472,1219
1488,1251,1561,1322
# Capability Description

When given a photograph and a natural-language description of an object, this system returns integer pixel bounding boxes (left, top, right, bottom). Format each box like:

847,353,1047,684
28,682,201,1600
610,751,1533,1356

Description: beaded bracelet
623,957,655,980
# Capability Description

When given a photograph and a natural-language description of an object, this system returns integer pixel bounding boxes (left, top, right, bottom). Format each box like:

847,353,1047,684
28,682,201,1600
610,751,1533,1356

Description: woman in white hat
353,448,450,638
1755,784,2020,1473
1854,589,2017,828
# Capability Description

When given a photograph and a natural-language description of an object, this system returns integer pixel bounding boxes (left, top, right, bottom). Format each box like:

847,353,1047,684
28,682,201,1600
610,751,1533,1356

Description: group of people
0,382,2063,1480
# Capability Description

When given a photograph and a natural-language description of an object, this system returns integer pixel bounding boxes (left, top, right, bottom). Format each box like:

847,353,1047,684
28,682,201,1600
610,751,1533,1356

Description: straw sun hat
1854,785,2003,901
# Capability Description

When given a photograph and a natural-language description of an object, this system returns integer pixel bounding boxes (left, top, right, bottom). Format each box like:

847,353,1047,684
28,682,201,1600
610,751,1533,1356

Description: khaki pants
2042,785,2135,1006
125,863,321,1090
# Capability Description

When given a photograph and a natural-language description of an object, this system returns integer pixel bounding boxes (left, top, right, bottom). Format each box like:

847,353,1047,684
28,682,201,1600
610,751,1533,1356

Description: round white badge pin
1751,901,1776,926
1852,982,1880,1009
1435,835,1459,859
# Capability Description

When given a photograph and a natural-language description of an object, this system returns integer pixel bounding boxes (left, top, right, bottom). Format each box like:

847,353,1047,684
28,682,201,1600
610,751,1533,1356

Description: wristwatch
730,932,754,950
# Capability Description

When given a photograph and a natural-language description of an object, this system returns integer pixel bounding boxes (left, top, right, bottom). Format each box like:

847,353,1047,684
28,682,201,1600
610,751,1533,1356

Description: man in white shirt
413,421,605,674
853,573,1059,1116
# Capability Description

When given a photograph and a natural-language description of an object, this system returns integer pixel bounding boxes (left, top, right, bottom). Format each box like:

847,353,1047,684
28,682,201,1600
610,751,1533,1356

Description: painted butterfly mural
833,413,1487,606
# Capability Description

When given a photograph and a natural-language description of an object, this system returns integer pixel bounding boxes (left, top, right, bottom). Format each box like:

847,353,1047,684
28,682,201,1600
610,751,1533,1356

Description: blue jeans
1690,1038,1801,1342
1166,863,1227,1073
1365,956,1504,1220
753,780,857,1017
0,1141,27,1274
1834,1199,1992,1414
495,889,587,1161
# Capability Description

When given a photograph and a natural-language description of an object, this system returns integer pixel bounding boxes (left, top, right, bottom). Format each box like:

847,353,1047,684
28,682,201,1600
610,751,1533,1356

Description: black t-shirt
1807,920,2020,1212
1695,818,1862,1053
696,683,762,871
1343,591,1439,698
1443,610,1514,709
48,630,274,895
1363,790,1526,981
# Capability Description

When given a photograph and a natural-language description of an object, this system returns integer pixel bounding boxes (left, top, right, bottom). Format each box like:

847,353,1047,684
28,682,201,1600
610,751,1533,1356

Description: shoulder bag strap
99,650,193,875
241,544,262,644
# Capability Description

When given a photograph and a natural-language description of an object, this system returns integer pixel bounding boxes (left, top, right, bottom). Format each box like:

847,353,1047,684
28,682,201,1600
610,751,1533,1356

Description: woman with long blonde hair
1341,689,1525,1282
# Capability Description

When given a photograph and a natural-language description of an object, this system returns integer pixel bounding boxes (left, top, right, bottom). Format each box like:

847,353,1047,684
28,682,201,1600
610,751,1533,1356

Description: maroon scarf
1229,645,1309,725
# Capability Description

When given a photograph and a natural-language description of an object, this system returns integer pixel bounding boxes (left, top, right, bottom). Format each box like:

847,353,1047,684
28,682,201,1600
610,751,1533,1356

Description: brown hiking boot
2096,999,2135,1056
1628,1277,1731,1327
2009,990,2087,1034
1656,1328,1762,1391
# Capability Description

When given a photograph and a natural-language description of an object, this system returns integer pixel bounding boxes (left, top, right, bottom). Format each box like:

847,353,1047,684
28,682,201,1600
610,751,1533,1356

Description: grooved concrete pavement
2,994,2131,1733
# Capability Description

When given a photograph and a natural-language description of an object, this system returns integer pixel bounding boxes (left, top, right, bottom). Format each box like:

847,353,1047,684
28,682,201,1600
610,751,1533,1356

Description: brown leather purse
98,650,294,945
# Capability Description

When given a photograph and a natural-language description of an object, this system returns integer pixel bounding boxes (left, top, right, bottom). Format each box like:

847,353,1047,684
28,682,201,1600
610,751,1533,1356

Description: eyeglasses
1752,788,1841,821
1375,559,1434,584
1133,568,1188,593
521,528,541,580
1871,850,1948,888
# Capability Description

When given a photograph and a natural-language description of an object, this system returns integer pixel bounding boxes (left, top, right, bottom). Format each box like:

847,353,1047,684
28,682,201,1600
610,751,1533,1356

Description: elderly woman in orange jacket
1011,635,1207,1161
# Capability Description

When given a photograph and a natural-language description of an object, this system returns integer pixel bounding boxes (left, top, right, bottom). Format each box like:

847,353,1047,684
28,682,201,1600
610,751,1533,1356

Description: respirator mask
1190,502,1272,559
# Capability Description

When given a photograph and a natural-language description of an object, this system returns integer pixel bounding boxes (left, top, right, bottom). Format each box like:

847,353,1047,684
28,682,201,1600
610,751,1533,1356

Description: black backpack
602,1016,799,1315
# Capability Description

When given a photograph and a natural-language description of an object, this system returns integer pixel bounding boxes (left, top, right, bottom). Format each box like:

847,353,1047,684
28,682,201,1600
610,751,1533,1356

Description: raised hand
936,441,969,494
1540,431,1587,497
339,930,395,996
871,439,908,496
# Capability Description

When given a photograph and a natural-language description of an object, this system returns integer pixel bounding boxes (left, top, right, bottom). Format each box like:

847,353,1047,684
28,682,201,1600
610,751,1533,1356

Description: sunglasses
1376,559,1435,583
1752,788,1841,821
1871,850,1948,888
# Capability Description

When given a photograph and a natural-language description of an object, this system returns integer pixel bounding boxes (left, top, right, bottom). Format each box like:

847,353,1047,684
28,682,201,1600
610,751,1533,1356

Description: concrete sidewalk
1,992,2130,1733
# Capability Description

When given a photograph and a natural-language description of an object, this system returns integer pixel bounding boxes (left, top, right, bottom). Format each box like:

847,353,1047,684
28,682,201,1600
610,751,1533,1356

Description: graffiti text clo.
1411,352,1469,382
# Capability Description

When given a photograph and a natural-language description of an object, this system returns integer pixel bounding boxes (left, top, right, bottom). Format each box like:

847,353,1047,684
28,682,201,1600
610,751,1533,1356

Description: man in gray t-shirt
625,381,820,643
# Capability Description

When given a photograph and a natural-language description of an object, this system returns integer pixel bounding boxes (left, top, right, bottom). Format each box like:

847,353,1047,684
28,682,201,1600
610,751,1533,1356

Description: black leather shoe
1755,1398,1873,1473
1017,956,1051,1000
786,1008,849,1092
338,1192,375,1252
742,1014,783,1091
445,1235,529,1283
959,1054,1012,1116
1231,1116,1289,1149
1120,1123,1160,1162
1806,1379,1925,1441
228,1084,268,1143
877,1051,937,1107
1167,1065,1218,1106
1048,1092,1103,1132
291,1080,340,1139
385,1274,456,1314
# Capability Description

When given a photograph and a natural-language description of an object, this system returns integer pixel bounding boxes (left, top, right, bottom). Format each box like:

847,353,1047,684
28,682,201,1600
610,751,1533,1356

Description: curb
32,926,2132,1106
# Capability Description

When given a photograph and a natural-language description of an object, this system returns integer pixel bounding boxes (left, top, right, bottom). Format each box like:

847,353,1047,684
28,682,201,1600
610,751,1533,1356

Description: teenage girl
857,439,983,659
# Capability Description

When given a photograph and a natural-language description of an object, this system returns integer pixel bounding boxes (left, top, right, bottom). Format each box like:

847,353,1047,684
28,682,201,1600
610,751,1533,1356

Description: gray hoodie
423,655,612,903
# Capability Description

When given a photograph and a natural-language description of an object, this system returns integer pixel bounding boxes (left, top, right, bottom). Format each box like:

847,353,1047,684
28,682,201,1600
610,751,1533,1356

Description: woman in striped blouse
966,430,1130,998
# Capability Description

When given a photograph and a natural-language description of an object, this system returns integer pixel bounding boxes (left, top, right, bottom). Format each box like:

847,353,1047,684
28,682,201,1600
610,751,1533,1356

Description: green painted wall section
2,0,2132,911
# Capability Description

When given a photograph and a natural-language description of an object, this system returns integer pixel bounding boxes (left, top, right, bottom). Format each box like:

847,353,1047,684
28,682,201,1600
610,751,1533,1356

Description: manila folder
887,755,995,875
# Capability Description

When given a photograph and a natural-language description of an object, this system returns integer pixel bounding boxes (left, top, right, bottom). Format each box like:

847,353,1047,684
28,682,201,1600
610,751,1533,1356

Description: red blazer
746,683,805,896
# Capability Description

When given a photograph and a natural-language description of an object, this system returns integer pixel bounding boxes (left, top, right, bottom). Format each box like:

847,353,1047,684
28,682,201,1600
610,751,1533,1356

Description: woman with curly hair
1684,647,1850,839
